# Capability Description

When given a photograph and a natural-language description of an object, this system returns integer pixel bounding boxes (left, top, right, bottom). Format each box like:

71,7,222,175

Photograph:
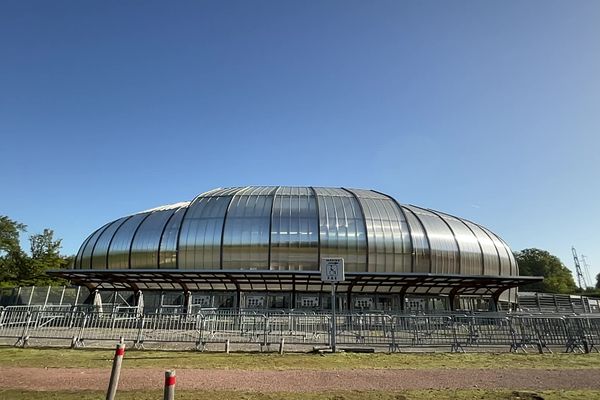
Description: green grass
1,347,600,370
1,389,600,400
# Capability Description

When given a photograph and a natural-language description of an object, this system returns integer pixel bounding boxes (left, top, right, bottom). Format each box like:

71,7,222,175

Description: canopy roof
50,269,542,297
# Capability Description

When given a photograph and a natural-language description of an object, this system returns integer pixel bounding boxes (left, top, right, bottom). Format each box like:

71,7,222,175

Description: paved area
1,367,599,391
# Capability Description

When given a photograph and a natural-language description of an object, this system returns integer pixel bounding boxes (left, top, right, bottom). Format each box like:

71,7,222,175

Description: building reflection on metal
74,186,517,278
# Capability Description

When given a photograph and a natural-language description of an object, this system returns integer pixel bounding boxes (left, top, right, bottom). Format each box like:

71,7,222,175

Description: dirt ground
1,367,599,392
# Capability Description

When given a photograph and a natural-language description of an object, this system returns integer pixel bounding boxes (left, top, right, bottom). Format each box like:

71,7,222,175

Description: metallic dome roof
74,186,517,277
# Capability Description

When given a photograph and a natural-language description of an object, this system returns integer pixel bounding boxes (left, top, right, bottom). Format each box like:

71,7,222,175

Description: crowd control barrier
1,306,598,353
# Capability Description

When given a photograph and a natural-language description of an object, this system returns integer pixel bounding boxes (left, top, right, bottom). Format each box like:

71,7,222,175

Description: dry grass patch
1,347,600,370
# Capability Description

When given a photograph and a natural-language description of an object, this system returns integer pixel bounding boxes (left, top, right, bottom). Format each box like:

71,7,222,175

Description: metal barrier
564,316,600,353
268,313,330,346
333,313,391,347
2,308,600,353
452,315,512,349
0,307,33,344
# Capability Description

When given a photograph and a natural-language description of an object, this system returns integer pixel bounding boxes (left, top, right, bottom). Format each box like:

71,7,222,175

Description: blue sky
1,1,599,285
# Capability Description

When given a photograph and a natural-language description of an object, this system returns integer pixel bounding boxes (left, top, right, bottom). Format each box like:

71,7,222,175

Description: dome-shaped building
55,186,539,312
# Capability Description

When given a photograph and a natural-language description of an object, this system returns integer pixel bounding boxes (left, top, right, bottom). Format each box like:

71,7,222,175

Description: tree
596,273,600,290
0,216,26,256
0,216,27,283
0,216,69,287
30,229,62,260
515,248,578,294
23,229,69,285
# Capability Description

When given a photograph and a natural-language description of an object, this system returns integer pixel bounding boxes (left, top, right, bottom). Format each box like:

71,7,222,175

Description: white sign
320,257,345,283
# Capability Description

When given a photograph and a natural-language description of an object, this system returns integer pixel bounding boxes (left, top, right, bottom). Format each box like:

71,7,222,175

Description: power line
572,246,589,289
581,254,593,288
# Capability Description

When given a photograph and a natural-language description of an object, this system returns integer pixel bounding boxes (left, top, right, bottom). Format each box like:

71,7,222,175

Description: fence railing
0,306,598,353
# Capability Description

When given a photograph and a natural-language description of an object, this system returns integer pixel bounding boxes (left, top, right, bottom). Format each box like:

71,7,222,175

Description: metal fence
1,306,599,353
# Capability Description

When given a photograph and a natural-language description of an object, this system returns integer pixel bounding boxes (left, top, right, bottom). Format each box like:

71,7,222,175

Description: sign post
321,257,345,353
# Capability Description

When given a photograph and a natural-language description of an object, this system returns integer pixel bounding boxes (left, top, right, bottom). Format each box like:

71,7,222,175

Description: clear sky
1,1,599,285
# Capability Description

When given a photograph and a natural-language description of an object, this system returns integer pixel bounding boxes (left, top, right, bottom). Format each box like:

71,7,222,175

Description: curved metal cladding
76,222,110,269
178,188,239,270
432,211,484,276
313,187,367,272
221,186,277,269
74,186,517,277
270,187,319,270
499,237,518,276
481,226,514,276
159,206,187,268
107,213,150,269
90,217,130,269
129,203,186,269
345,189,411,273
399,206,430,273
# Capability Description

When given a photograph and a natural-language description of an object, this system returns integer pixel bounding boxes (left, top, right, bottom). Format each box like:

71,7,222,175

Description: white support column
185,291,192,315
74,286,81,306
93,290,103,313
136,291,144,316
44,286,51,308
28,286,35,306
59,286,66,306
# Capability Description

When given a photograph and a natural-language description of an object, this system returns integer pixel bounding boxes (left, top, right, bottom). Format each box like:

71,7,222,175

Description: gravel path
1,368,600,392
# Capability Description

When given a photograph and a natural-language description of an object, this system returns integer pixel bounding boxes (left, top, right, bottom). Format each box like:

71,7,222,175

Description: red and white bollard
106,342,126,400
164,370,176,400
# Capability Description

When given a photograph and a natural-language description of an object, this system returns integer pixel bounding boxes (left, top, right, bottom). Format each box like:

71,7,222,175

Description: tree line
0,214,599,294
0,215,70,287
517,248,600,295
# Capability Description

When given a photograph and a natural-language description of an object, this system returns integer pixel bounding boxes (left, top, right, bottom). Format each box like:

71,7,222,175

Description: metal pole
74,286,81,306
164,370,176,400
331,282,336,353
44,286,51,309
106,343,125,400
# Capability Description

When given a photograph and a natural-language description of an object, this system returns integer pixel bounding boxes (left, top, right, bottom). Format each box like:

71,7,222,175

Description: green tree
515,248,578,294
30,229,62,260
0,216,26,256
23,229,69,285
0,216,27,284
596,273,600,290
1,216,69,287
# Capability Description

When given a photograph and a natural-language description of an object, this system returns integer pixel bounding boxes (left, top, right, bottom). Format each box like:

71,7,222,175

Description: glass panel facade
77,223,109,269
348,189,411,273
90,217,129,269
435,212,482,276
404,206,459,274
159,207,186,268
178,194,235,269
270,187,319,270
462,220,500,276
130,209,176,269
314,187,367,272
499,238,518,275
73,186,519,283
107,213,149,269
222,187,276,269
401,206,430,273
482,227,512,276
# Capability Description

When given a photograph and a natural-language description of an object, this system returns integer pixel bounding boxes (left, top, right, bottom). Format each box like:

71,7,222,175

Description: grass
1,347,600,370
1,389,600,400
